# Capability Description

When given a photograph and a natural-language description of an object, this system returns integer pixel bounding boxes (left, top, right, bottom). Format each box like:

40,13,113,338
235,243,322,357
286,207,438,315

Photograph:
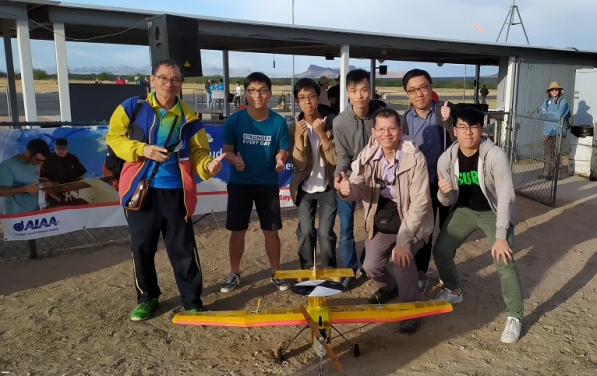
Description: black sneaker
341,276,357,292
270,273,290,291
367,287,399,304
399,319,420,335
220,272,241,293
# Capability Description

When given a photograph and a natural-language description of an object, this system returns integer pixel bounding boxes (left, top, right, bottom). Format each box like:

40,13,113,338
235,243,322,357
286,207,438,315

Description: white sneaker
431,288,463,304
500,317,521,343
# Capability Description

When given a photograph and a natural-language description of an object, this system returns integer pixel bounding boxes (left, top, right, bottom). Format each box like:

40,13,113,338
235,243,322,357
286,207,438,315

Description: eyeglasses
155,76,183,86
246,88,270,95
297,94,317,102
406,84,431,96
456,125,482,133
374,127,400,134
32,155,46,163
549,88,560,92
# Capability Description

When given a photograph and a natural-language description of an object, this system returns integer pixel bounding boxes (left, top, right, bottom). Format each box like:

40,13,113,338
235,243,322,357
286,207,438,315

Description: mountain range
39,64,407,78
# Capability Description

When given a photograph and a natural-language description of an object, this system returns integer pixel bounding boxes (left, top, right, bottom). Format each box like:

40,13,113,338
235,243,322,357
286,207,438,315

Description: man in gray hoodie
431,107,524,344
332,69,386,291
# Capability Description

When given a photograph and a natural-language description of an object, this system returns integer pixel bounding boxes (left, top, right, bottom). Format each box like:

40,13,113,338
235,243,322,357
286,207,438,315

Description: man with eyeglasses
219,72,290,293
107,59,224,321
400,69,456,295
432,107,523,344
333,68,387,291
289,78,338,275
0,138,51,215
338,108,433,334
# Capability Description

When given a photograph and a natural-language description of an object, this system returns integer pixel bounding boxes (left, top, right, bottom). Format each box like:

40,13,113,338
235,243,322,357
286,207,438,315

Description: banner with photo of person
0,125,294,241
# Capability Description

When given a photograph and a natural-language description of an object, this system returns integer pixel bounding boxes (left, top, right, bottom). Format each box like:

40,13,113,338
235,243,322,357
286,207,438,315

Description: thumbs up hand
208,153,227,175
235,152,245,171
338,171,351,197
440,101,451,121
437,170,452,195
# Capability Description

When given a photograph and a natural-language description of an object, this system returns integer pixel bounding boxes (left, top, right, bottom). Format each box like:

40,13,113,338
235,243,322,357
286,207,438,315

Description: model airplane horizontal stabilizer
172,301,452,327
274,268,354,281
292,280,344,297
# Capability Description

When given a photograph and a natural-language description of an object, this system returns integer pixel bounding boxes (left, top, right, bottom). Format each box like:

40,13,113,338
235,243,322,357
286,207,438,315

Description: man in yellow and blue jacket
106,60,225,321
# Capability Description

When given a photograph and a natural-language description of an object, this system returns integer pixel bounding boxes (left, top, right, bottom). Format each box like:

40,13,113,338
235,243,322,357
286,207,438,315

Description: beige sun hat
546,81,564,93
318,76,329,85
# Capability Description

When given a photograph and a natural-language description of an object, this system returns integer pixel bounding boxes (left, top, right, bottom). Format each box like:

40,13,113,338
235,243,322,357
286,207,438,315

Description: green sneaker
186,307,204,313
130,298,159,321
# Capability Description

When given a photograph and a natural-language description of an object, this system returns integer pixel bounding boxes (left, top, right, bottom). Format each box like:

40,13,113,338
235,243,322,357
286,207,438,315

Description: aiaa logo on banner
13,217,59,232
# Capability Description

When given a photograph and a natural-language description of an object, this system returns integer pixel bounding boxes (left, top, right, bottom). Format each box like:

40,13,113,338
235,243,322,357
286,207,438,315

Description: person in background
234,81,244,108
479,84,489,105
318,76,331,106
205,79,212,110
327,75,341,113
115,76,126,85
538,81,570,180
41,137,87,184
432,107,524,344
0,139,51,214
289,78,338,275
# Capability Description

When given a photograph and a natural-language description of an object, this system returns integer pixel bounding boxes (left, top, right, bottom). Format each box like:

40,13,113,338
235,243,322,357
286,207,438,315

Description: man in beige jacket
338,107,434,334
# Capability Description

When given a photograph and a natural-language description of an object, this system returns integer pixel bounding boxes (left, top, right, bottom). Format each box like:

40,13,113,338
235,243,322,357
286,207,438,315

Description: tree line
0,70,499,90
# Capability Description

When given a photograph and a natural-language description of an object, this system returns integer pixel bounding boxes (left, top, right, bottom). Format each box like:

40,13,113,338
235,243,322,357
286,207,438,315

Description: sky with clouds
1,0,596,77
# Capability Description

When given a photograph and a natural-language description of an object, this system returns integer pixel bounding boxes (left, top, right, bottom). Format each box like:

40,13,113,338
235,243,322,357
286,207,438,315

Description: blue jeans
336,191,358,272
296,188,337,269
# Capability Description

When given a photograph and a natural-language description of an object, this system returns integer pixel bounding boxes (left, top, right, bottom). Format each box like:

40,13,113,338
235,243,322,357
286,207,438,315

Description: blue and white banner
0,125,294,240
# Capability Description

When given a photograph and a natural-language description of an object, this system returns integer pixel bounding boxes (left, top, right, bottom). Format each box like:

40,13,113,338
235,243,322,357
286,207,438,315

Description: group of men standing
106,60,523,344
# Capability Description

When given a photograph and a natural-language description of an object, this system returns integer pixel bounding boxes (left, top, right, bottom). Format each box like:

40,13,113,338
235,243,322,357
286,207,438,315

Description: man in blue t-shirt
0,139,51,214
220,72,290,293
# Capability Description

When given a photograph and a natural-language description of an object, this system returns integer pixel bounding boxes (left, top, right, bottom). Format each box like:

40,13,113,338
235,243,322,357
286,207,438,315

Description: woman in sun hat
537,81,570,179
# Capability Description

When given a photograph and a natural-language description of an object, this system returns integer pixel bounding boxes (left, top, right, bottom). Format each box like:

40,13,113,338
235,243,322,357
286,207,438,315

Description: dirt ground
1,182,597,376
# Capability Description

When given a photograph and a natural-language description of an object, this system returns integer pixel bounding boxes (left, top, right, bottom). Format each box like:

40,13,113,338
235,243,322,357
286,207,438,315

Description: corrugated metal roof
1,0,596,66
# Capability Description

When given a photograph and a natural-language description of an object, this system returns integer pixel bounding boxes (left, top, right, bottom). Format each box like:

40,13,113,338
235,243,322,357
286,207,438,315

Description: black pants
415,179,451,273
125,188,203,310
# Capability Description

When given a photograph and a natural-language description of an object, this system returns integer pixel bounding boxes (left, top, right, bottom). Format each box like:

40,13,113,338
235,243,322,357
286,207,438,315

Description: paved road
0,92,496,120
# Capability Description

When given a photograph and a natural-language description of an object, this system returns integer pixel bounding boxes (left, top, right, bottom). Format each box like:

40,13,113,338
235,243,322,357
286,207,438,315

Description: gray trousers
363,232,420,303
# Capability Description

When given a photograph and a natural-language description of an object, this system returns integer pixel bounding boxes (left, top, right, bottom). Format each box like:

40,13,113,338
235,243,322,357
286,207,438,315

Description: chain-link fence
508,114,564,207
0,207,299,262
485,110,510,150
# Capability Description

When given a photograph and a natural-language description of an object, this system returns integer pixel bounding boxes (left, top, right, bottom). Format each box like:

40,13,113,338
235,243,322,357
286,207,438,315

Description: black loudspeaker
379,65,388,75
148,14,203,77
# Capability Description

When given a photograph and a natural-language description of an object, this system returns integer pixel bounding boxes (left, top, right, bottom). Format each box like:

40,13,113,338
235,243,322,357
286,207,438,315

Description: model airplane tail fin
274,268,354,281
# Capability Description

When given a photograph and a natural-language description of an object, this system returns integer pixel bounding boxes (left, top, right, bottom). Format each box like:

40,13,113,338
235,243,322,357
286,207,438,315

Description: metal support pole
339,45,350,113
16,18,37,121
291,0,296,116
28,239,38,259
54,22,72,121
222,50,230,117
370,59,376,99
474,64,481,104
3,34,19,124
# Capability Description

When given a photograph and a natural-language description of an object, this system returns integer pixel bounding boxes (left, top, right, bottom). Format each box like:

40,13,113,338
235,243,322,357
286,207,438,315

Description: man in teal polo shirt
0,139,51,214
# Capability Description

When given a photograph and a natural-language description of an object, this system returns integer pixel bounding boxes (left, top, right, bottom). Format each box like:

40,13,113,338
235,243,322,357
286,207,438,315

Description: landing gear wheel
277,348,284,363
352,344,360,357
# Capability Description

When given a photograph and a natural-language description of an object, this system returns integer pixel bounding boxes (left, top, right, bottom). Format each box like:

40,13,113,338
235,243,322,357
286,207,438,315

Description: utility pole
496,0,530,44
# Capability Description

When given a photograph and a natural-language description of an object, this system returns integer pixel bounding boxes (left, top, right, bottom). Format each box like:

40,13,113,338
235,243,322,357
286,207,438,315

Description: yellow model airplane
173,267,452,375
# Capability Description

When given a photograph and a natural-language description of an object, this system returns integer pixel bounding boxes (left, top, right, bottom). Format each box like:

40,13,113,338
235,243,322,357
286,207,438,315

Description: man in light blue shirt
0,139,51,214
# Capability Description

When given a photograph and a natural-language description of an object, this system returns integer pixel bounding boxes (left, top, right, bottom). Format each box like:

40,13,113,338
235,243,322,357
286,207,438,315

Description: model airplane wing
173,307,307,327
328,301,452,324
274,268,354,281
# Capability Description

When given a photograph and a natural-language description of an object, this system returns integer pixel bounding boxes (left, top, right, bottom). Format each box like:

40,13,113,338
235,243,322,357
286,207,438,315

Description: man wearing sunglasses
106,59,225,321
432,107,523,344
0,138,50,214
400,69,456,295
